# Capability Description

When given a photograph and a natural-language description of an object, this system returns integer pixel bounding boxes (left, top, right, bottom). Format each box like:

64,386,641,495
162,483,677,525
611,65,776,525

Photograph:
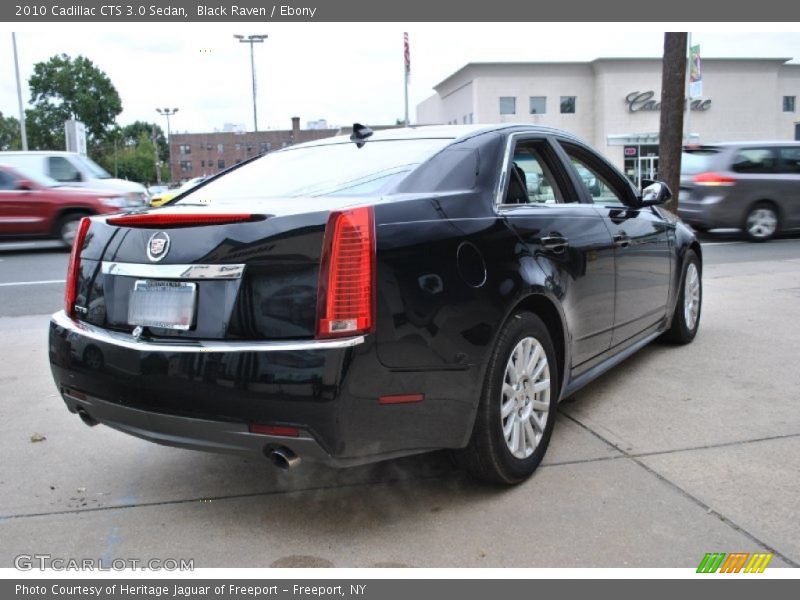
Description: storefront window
499,97,516,115
529,96,546,114
560,96,576,114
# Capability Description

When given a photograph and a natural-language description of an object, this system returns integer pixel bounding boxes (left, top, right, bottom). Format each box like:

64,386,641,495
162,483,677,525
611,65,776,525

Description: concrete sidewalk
0,255,798,568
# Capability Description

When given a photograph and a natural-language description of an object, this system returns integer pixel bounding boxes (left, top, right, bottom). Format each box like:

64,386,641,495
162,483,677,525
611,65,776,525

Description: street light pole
156,107,179,181
234,34,268,132
11,32,28,151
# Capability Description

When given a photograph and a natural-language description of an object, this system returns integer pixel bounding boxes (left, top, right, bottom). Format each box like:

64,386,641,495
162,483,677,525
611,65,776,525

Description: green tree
0,112,22,151
25,54,122,150
121,121,168,163
111,133,161,185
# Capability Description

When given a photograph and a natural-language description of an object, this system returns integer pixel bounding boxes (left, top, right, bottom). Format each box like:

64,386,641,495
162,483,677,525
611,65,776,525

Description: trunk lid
76,204,334,340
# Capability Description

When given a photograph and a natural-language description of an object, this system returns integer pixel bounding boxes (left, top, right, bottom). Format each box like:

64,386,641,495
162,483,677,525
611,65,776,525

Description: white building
417,58,800,186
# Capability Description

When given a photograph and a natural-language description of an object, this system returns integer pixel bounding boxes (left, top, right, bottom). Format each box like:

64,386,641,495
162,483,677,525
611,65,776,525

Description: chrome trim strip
51,311,364,353
102,262,246,280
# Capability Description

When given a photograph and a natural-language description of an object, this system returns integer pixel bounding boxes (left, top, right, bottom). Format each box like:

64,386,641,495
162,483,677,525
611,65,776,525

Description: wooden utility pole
658,32,688,214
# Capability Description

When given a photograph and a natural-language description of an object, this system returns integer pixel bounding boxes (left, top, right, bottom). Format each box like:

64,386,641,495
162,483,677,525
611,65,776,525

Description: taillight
64,217,92,316
316,206,375,339
692,172,736,186
106,213,257,228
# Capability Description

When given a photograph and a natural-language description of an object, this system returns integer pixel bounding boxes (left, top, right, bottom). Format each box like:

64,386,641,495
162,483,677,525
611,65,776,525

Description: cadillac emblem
146,231,170,262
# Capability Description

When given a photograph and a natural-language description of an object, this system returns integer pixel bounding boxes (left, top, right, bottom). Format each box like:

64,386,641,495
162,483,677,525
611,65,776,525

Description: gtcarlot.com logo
697,552,773,573
14,554,194,571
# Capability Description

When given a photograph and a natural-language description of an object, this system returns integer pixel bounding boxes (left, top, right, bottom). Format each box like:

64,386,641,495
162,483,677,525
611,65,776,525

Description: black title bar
4,0,800,22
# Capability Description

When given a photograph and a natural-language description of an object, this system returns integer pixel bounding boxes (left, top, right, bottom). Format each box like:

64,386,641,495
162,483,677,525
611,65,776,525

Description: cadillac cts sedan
48,125,702,484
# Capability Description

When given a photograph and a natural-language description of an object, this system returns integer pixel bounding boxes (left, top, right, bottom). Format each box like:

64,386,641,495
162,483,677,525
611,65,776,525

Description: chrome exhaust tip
76,407,98,427
268,446,301,470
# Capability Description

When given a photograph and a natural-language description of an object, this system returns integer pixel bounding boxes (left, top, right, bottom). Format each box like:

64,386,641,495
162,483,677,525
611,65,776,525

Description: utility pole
234,34,268,132
657,32,688,214
403,32,410,127
12,32,28,150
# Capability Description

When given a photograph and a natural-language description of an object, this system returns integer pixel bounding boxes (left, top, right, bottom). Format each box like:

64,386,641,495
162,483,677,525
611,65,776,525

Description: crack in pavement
560,411,800,568
2,427,799,528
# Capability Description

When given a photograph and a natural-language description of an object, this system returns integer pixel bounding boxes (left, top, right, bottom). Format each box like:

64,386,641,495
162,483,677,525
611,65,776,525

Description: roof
434,57,797,90
0,150,80,156
690,140,800,148
283,123,588,151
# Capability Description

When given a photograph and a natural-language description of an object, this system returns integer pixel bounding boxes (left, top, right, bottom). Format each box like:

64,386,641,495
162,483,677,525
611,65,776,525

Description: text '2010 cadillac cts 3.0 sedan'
48,125,702,484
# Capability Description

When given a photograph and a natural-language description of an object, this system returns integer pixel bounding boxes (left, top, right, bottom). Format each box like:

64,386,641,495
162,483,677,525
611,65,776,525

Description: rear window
681,149,718,175
177,138,453,203
778,146,800,173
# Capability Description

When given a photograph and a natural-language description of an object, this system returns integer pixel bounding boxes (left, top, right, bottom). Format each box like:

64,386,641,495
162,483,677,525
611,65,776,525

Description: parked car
150,176,207,207
0,164,131,245
679,142,800,241
48,125,702,484
0,151,148,207
147,185,169,198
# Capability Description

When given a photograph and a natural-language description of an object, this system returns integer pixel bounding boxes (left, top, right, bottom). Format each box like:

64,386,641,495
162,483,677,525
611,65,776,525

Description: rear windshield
177,138,452,203
681,149,719,175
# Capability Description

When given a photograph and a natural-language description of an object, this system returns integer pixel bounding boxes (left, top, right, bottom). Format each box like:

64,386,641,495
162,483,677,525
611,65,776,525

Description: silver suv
679,142,800,241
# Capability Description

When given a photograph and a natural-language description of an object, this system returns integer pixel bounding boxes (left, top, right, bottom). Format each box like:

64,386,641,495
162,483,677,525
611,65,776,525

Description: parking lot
0,235,798,568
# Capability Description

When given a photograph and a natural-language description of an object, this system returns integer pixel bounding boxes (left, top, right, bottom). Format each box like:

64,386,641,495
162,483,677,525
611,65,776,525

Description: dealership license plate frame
128,280,197,331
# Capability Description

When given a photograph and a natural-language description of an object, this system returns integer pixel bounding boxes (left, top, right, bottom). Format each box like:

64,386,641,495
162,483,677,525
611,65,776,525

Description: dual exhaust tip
74,405,301,470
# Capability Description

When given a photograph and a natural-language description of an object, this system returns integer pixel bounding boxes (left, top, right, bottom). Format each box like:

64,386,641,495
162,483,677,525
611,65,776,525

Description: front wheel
57,214,86,248
664,250,702,344
456,312,558,484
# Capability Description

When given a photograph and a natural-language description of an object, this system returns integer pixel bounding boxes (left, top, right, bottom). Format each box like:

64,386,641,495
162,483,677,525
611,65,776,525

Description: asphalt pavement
0,233,798,568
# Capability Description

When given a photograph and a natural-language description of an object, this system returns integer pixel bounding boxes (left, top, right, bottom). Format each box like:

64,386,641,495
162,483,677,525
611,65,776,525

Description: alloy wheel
746,208,777,239
683,262,700,330
500,336,551,459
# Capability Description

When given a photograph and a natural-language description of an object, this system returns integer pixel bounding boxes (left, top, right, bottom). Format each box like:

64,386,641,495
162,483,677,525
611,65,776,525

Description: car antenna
349,123,374,148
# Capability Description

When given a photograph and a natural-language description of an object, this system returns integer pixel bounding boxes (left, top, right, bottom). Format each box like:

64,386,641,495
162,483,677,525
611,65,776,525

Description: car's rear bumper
48,311,477,466
60,387,335,459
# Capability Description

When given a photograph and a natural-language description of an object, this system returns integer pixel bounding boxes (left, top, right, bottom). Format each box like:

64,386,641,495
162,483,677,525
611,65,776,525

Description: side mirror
16,179,34,191
639,180,672,207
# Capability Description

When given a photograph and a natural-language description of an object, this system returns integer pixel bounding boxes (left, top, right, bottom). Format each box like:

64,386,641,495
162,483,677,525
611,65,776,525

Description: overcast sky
1,24,798,133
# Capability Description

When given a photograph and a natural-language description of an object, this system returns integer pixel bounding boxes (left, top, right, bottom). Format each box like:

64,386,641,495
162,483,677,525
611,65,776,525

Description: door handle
540,234,569,252
613,232,630,248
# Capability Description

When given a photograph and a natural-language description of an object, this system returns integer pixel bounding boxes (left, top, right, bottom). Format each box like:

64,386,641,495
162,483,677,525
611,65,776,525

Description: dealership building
416,58,800,186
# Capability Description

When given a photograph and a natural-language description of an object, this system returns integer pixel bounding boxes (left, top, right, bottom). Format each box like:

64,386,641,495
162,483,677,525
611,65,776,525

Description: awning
607,132,701,146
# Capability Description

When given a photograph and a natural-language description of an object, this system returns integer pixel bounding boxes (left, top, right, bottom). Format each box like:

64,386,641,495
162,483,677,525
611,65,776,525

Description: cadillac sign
626,91,711,113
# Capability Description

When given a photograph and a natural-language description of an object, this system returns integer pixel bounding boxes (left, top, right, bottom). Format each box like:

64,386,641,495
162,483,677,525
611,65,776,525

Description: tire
664,250,702,344
456,311,558,484
743,202,779,242
56,213,87,248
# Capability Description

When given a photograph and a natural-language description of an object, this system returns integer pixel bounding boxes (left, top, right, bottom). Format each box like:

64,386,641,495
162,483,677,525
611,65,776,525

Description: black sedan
48,125,702,484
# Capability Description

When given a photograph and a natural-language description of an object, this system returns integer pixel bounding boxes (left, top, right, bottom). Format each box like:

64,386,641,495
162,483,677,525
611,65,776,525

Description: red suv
0,164,132,246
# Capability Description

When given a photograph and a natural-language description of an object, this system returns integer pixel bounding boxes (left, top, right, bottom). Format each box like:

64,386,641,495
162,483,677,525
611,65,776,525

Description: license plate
128,280,197,330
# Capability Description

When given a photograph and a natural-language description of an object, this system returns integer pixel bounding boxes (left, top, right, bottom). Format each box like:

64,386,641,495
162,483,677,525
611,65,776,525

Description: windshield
681,150,718,175
75,154,112,179
177,138,453,203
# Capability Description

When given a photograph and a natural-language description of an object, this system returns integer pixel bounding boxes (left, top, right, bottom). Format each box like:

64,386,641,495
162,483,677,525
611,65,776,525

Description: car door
498,134,616,368
0,169,47,235
47,156,83,185
558,142,672,346
775,145,800,228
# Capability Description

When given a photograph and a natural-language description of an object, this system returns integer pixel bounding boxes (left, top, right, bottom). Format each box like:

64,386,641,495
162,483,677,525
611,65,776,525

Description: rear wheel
744,203,779,242
456,312,558,484
664,250,702,344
